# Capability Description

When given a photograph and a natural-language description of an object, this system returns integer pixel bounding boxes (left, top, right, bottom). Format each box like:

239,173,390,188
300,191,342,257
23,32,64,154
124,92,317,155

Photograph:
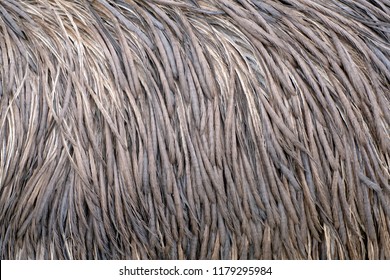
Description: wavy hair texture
0,0,389,259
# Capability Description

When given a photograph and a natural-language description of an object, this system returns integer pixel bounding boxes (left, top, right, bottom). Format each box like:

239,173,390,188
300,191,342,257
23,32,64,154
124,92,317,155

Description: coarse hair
0,0,389,259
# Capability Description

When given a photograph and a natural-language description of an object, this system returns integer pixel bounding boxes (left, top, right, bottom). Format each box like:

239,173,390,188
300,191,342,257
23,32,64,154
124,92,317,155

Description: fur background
0,0,389,259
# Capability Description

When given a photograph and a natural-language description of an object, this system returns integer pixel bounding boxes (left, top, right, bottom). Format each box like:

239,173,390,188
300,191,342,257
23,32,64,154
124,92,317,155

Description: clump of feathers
0,0,389,259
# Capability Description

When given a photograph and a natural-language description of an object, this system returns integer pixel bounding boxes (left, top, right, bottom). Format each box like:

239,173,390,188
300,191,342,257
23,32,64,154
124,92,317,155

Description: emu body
0,0,390,259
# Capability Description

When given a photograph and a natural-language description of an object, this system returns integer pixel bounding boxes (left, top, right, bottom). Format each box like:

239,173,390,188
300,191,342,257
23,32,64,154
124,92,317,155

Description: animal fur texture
0,0,389,260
